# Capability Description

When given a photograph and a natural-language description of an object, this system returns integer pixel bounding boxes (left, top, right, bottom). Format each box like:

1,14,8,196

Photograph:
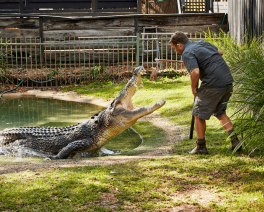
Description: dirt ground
1,61,186,90
0,90,218,211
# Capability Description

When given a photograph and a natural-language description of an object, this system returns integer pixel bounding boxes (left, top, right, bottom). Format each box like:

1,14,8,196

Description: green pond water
0,97,142,152
0,97,104,130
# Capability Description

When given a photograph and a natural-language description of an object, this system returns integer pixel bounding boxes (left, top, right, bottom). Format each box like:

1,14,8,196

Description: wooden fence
0,13,227,39
228,0,264,41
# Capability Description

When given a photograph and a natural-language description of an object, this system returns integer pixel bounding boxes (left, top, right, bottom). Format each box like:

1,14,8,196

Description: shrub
205,30,264,155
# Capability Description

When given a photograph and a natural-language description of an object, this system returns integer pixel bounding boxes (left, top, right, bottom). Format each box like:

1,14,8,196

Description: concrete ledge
2,90,110,108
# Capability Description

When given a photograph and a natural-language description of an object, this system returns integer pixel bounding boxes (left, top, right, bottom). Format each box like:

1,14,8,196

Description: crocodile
0,66,165,159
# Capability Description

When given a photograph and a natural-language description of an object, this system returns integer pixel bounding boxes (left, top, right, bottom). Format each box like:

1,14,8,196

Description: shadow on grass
2,151,264,211
1,116,263,211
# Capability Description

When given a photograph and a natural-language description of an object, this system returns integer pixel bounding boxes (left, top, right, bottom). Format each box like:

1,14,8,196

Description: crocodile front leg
47,139,94,160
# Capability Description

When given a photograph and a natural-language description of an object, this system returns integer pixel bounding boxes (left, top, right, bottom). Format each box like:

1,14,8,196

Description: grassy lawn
1,76,264,211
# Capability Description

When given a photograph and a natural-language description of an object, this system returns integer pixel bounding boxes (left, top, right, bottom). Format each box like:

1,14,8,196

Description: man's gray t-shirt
182,40,234,88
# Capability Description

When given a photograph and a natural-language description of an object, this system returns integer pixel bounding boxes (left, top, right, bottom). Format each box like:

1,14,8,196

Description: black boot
228,130,242,152
188,139,208,155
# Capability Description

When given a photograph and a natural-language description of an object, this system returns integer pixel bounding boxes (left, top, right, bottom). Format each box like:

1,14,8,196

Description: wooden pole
189,82,199,139
19,0,24,14
137,0,142,13
92,0,98,14
134,18,138,35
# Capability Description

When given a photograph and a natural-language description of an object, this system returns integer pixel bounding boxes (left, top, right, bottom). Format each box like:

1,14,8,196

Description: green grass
105,121,167,154
1,73,264,210
1,155,264,211
63,76,193,127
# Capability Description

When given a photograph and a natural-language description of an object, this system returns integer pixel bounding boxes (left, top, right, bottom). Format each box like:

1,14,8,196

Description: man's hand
218,49,223,55
190,68,199,97
192,87,198,96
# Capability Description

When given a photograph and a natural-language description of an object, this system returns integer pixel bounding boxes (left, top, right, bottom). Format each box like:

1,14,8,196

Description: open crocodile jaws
0,66,166,159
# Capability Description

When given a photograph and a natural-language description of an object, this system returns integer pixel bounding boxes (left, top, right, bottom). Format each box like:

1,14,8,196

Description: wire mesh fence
1,32,216,87
0,36,137,87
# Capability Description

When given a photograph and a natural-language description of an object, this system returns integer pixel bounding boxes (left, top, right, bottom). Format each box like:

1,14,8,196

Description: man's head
169,31,188,55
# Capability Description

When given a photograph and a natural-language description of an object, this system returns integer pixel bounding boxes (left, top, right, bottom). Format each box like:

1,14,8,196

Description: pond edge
2,90,110,108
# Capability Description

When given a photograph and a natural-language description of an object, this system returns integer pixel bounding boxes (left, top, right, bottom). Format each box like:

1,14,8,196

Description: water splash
100,148,121,156
0,143,49,159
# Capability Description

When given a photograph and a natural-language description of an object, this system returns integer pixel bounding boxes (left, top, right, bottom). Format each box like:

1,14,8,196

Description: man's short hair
169,32,189,45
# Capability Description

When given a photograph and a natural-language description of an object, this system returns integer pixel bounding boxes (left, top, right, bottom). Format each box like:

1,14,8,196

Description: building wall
0,14,227,39
228,0,264,41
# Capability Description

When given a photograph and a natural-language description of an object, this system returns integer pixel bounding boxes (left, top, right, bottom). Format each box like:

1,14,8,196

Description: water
0,97,104,130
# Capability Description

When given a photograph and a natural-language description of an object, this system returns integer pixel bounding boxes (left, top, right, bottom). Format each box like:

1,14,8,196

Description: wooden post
92,0,98,14
25,0,30,11
137,0,142,13
134,18,138,35
19,0,24,13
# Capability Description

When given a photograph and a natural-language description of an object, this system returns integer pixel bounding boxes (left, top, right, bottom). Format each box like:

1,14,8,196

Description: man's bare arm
190,68,199,96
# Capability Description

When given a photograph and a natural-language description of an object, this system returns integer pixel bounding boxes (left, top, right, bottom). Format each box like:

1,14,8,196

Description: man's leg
195,116,206,139
216,114,233,132
216,114,241,151
188,116,208,154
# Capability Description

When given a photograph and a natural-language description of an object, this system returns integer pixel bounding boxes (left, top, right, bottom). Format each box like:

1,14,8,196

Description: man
169,31,241,154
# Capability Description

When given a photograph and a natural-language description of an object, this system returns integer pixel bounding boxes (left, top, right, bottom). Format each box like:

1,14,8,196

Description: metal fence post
39,17,44,65
136,33,140,67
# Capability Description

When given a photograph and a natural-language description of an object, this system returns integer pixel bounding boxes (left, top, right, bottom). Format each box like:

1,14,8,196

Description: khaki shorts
192,84,233,120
